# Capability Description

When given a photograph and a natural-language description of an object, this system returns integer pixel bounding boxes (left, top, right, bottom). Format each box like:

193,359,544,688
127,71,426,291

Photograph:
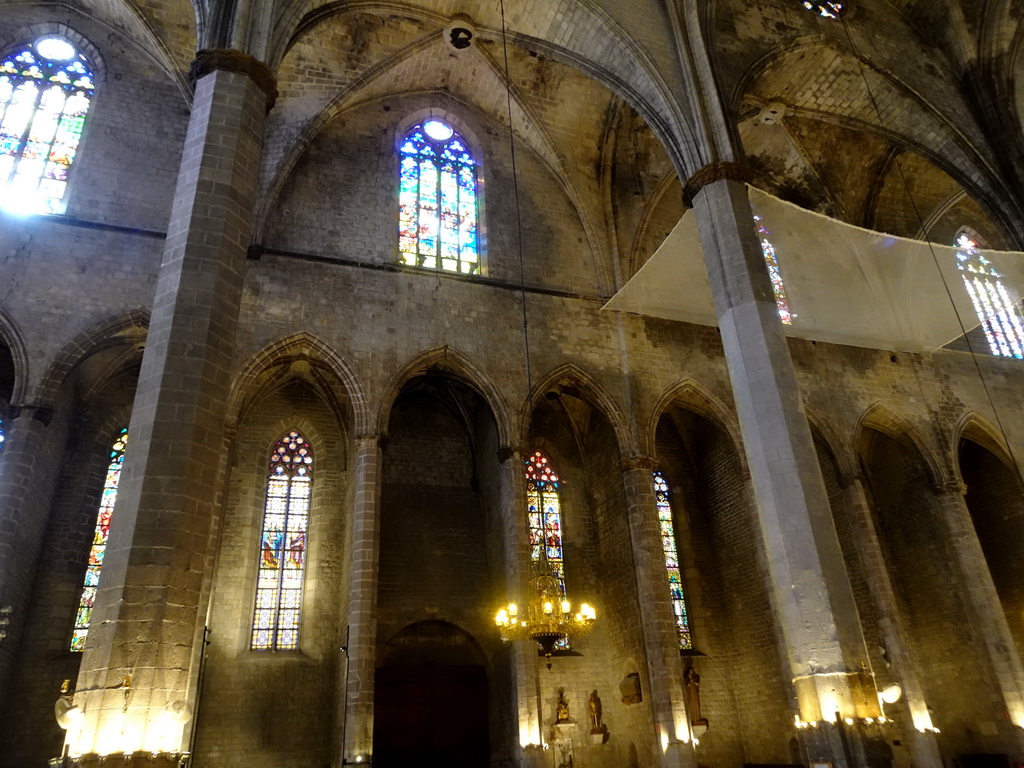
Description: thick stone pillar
622,457,694,768
342,434,383,763
933,481,1024,735
689,171,877,764
70,51,275,758
0,404,62,702
842,475,942,766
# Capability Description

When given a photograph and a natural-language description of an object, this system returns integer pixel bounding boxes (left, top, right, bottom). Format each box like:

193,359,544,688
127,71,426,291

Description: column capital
9,403,53,426
934,480,968,496
682,162,751,207
622,456,658,473
354,434,382,448
189,49,278,110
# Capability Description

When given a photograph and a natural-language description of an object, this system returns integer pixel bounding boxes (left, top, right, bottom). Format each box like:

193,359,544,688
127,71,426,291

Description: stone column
342,434,383,763
842,475,942,767
0,404,61,703
70,50,275,759
688,170,877,764
933,480,1024,735
622,457,694,768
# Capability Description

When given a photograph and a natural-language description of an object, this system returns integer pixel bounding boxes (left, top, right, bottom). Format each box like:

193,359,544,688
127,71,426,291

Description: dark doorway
373,621,489,768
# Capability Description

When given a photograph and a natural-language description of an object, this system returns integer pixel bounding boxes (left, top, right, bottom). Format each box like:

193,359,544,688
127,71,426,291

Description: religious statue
685,665,708,727
555,688,571,723
588,690,603,733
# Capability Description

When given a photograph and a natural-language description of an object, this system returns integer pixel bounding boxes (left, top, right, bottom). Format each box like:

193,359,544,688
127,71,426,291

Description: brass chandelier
495,571,596,669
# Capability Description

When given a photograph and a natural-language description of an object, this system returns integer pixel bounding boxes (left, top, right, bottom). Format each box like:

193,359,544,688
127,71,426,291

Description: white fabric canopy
603,187,1024,353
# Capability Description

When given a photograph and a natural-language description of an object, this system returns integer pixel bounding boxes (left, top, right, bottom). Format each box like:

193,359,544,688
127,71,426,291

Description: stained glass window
956,232,1024,359
525,451,568,649
0,37,94,215
755,212,793,325
251,430,313,651
70,427,127,652
0,417,5,452
398,119,479,274
802,1,844,18
653,471,692,649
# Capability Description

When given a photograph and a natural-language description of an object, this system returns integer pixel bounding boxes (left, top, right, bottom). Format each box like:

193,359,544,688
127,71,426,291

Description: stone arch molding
645,378,743,462
804,402,859,481
953,412,1021,481
522,362,635,459
376,345,514,448
264,0,697,174
854,402,945,486
32,309,150,409
227,332,370,436
0,308,31,406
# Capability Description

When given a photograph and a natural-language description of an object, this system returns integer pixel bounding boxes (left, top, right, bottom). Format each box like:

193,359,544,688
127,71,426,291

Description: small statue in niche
685,665,708,727
556,688,571,723
588,690,603,733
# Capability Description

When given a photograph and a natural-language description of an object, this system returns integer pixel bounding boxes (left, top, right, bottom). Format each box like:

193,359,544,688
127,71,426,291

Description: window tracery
70,427,127,651
803,1,844,18
251,430,313,651
653,471,692,649
0,37,94,214
398,119,479,274
956,231,1024,358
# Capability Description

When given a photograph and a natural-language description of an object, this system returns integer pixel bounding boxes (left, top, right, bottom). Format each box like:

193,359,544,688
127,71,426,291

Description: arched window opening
251,430,313,651
755,212,793,324
70,427,127,651
398,119,479,274
0,36,94,215
956,231,1024,359
653,471,692,649
802,1,844,18
525,451,568,649
0,417,5,453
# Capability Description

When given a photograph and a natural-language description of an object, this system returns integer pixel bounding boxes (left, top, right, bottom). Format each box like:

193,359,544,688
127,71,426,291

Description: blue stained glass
0,38,93,214
956,232,1024,359
398,120,479,274
526,451,570,648
802,1,844,17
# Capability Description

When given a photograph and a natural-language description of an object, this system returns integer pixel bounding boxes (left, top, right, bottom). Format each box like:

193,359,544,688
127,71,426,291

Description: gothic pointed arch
646,378,743,462
377,346,512,447
855,402,944,487
228,332,368,436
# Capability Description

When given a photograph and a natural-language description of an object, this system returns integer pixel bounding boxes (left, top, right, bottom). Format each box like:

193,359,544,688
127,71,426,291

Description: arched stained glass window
802,1,844,18
0,37,94,215
956,232,1024,359
251,430,313,651
0,417,5,453
398,119,479,274
653,471,692,649
70,427,127,651
755,212,793,325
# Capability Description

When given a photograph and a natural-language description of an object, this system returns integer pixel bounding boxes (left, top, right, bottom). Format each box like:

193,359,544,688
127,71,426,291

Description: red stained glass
654,471,692,649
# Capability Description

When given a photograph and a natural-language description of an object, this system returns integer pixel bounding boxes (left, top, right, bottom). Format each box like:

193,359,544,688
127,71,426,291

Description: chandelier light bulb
560,600,571,615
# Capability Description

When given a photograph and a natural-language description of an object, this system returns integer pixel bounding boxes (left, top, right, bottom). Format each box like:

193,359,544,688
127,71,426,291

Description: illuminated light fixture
880,683,903,704
496,572,596,669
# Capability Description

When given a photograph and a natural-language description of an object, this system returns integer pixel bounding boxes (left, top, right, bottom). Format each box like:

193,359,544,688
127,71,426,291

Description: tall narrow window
956,232,1024,359
398,119,479,274
526,451,568,648
251,430,313,651
0,37,94,214
802,1,844,18
70,427,127,651
755,212,793,324
653,471,692,649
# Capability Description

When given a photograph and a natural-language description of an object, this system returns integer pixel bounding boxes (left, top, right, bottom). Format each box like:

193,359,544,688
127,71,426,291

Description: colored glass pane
754,213,793,325
956,233,1024,359
398,120,479,274
0,417,4,452
653,471,692,649
803,1,844,18
0,38,93,214
251,430,313,651
525,451,568,649
70,427,127,651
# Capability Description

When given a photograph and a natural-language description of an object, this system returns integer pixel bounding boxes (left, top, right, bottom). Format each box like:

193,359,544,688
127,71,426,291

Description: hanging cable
498,0,534,396
838,15,1024,484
